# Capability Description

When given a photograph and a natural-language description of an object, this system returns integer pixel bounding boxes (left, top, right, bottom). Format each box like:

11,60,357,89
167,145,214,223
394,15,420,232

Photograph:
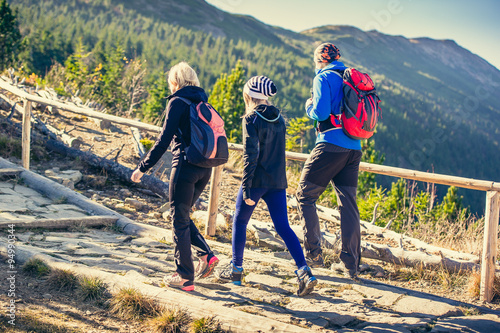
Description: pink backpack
177,97,229,168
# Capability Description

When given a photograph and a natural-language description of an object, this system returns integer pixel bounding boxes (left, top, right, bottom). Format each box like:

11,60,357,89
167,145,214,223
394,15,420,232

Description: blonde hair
168,61,200,89
315,61,328,70
243,92,269,116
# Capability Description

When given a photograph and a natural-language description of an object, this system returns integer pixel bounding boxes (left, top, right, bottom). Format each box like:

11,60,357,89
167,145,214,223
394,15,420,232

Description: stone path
1,169,500,332
0,180,89,221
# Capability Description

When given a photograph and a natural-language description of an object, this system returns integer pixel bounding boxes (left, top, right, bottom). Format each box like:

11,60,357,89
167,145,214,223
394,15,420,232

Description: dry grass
494,275,500,300
0,134,22,159
403,215,484,256
467,269,481,298
0,306,81,333
193,214,233,244
83,173,108,188
245,228,258,247
338,284,354,292
223,150,244,174
77,275,107,302
0,123,46,162
110,287,163,320
285,162,303,194
191,316,227,333
45,268,78,291
466,270,500,300
149,307,191,333
214,223,232,243
390,262,476,296
322,248,340,269
391,262,429,283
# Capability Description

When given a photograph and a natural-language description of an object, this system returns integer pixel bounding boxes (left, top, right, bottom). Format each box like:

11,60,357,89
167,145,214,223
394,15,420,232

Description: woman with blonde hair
217,76,317,296
131,62,219,291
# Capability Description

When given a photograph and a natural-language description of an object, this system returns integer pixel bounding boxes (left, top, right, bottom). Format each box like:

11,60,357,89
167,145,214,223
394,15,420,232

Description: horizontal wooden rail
0,80,161,133
228,143,500,192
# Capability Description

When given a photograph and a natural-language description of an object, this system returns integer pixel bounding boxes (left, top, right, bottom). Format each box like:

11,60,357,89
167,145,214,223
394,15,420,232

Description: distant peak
301,24,363,35
411,37,458,45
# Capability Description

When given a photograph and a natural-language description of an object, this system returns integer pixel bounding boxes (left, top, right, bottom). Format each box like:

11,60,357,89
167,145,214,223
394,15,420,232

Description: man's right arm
306,75,332,121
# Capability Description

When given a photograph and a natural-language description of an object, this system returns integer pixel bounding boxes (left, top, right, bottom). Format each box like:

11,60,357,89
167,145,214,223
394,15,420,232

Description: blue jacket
306,61,361,150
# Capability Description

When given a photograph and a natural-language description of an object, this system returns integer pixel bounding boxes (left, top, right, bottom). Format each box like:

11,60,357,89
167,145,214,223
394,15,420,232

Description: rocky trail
0,96,500,332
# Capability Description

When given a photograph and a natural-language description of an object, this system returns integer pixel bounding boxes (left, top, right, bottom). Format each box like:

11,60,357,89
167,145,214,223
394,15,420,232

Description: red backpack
177,97,229,168
320,68,381,140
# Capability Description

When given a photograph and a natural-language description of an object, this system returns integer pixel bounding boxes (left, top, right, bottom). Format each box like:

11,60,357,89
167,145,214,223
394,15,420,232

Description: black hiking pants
170,158,213,280
296,142,362,271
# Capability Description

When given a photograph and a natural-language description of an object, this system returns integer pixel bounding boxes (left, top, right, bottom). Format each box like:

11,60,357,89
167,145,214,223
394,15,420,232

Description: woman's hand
131,169,144,183
244,198,256,206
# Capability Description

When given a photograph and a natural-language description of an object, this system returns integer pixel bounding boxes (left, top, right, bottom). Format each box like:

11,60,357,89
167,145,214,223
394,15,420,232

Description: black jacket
242,104,287,199
138,86,208,172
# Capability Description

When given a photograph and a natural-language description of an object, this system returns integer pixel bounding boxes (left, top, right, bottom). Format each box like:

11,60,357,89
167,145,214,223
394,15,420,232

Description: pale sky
206,0,500,70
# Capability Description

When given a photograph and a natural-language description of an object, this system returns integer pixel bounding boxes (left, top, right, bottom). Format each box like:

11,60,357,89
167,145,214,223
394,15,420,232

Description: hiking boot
216,261,243,286
195,253,219,279
306,252,324,268
163,273,194,291
331,262,359,281
295,266,317,297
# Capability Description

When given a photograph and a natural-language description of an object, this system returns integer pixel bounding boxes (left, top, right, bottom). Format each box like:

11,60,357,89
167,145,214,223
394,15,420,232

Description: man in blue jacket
296,43,362,279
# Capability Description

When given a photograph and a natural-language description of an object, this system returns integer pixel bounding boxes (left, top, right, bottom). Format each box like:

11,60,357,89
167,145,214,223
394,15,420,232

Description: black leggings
296,142,362,270
169,159,213,280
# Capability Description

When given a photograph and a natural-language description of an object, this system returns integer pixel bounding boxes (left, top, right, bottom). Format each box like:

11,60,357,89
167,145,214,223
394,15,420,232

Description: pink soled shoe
163,273,194,291
195,253,219,279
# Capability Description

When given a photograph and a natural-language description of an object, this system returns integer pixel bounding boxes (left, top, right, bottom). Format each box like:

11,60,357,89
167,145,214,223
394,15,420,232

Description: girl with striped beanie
216,76,317,297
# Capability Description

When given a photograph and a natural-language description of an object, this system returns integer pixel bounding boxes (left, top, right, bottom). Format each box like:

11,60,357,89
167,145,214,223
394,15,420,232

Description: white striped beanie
243,76,277,100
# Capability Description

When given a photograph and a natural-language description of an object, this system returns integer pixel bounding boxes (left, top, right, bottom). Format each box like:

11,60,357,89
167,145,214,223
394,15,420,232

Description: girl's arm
138,98,185,173
241,116,259,201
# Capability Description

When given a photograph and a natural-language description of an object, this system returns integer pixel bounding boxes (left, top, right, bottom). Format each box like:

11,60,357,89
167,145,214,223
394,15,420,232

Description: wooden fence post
206,165,223,236
22,99,32,170
205,165,224,236
480,191,500,302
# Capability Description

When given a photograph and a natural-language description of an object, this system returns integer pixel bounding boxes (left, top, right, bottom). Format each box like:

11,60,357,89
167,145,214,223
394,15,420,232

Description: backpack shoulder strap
171,96,195,152
329,70,343,79
174,96,193,106
158,96,193,125
325,68,347,78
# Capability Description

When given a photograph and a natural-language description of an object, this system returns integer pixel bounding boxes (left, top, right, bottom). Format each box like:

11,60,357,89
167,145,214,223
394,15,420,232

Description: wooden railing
1,79,499,302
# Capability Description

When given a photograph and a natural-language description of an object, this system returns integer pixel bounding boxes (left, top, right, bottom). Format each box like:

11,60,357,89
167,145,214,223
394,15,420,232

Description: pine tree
208,60,246,143
64,40,92,94
97,43,127,114
439,186,465,221
358,139,385,197
0,0,22,70
142,71,168,124
286,116,313,153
